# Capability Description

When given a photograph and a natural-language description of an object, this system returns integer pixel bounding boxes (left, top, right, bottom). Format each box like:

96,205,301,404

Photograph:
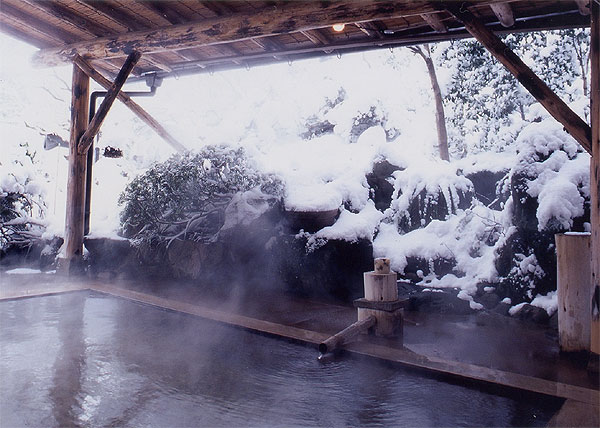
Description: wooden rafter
79,0,153,32
490,3,514,28
0,15,57,48
420,12,448,33
447,3,592,153
355,22,384,38
32,1,460,66
0,2,80,43
300,29,331,46
22,0,113,37
137,1,189,26
575,0,591,16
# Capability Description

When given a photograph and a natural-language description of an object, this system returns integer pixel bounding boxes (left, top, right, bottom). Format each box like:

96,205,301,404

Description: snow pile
374,203,504,294
5,267,42,275
530,291,558,316
508,292,558,317
454,151,517,176
307,200,383,249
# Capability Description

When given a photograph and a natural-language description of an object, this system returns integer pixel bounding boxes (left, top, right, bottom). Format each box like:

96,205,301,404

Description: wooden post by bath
590,0,599,360
556,233,592,352
60,63,90,273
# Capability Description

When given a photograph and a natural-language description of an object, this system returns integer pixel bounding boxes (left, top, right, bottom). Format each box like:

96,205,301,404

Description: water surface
1,292,561,427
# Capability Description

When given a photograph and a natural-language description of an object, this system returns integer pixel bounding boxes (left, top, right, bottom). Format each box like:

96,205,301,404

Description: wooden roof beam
575,0,591,16
33,1,455,66
490,3,515,28
420,13,448,33
73,56,186,153
447,3,592,153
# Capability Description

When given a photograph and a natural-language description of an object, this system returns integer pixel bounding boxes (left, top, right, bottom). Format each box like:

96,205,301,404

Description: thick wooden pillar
590,0,599,358
61,64,89,273
556,233,591,352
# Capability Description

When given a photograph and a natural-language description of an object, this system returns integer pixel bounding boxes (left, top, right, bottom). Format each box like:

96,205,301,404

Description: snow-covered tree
439,29,590,156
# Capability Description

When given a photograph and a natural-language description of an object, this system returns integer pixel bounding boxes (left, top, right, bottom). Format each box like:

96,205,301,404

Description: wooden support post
447,4,592,153
555,233,592,352
60,63,89,274
73,56,186,153
590,0,599,360
78,51,141,155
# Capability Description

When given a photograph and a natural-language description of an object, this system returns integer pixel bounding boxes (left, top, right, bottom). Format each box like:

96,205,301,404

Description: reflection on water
1,292,561,427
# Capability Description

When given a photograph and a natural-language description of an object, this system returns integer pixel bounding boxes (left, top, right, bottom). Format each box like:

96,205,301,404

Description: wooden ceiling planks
0,0,590,79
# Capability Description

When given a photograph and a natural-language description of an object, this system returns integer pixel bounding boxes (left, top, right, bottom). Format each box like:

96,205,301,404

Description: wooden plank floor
2,281,599,406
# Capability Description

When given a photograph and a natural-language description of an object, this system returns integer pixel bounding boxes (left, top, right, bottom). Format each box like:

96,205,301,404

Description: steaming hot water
1,292,561,427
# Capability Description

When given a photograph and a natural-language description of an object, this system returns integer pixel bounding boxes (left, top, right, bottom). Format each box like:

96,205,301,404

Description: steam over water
1,292,560,427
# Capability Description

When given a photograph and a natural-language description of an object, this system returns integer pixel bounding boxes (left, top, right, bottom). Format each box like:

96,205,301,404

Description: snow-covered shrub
300,88,345,140
118,146,283,244
495,119,590,302
0,144,47,254
346,105,400,144
388,160,473,233
511,120,590,232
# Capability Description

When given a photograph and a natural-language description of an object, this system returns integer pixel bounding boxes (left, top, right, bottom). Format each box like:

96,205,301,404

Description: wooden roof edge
124,10,590,83
31,0,507,67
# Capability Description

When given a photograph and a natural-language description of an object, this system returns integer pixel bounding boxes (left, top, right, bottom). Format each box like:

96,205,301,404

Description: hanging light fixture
332,23,345,32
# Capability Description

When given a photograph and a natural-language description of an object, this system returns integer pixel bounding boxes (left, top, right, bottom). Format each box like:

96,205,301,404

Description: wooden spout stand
363,271,398,301
355,259,405,337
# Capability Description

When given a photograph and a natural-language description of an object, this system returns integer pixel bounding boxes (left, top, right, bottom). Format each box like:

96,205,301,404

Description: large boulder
466,169,509,208
390,162,474,233
276,235,373,302
407,288,474,315
401,256,457,283
396,185,472,233
84,237,137,278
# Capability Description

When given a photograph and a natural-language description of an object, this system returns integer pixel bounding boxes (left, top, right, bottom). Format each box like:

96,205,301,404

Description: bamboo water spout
318,316,376,355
